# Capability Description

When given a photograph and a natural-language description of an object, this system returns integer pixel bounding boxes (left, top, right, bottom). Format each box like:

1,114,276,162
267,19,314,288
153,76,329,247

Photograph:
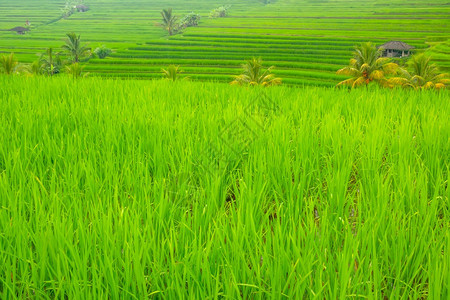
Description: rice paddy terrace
0,0,449,85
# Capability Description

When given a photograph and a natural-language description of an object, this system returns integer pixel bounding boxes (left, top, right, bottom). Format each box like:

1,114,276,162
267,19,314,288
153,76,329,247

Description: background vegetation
0,0,449,86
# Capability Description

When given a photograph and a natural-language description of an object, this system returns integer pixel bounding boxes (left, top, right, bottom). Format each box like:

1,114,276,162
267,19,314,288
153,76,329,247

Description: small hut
379,41,414,58
76,4,89,12
10,26,30,35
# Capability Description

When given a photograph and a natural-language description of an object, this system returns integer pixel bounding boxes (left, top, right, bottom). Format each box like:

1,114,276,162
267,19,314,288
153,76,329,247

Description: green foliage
209,5,230,18
389,54,449,89
61,0,75,18
0,77,448,298
65,62,88,79
61,32,91,63
161,64,188,81
0,53,19,75
336,42,398,88
94,45,112,59
231,57,281,86
25,59,45,75
179,12,201,29
1,0,448,85
40,48,64,76
160,8,178,36
61,0,86,18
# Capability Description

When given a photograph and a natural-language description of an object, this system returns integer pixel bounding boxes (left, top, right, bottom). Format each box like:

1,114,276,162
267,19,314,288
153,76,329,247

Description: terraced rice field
1,0,449,86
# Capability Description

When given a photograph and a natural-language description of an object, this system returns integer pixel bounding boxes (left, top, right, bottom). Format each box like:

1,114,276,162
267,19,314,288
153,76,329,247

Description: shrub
179,12,201,28
209,6,230,18
162,65,189,81
0,53,19,75
94,46,112,59
65,62,89,79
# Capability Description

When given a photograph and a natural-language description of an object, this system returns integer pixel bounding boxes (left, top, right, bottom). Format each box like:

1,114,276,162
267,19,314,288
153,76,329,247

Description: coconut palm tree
336,42,399,88
231,57,281,87
0,53,19,75
388,54,449,90
160,9,178,36
162,65,188,81
65,62,89,79
62,32,90,63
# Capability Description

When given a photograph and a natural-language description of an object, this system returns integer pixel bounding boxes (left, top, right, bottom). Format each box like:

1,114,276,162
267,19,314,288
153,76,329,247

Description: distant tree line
0,33,112,79
2,27,448,90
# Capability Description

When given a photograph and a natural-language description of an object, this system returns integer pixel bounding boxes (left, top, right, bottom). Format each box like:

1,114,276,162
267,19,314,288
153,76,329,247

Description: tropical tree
179,12,201,29
388,54,449,89
61,0,75,18
40,48,64,76
336,42,399,88
162,65,188,81
160,9,178,36
231,57,282,87
65,62,89,79
94,45,112,59
210,6,230,18
0,53,19,75
25,59,45,75
62,32,90,63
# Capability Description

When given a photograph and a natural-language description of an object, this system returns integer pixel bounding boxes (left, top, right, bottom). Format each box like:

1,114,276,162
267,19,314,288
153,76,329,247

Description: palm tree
25,59,45,75
231,57,281,87
65,63,89,79
0,53,19,75
160,9,178,36
162,65,188,81
40,48,63,76
388,54,449,89
336,42,398,88
62,33,90,63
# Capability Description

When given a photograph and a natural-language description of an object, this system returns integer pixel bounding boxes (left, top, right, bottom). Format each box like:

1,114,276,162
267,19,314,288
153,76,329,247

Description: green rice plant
0,76,448,298
0,0,448,85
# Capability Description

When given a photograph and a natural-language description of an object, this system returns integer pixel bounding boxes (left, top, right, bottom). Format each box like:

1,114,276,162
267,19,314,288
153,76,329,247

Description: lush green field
0,76,448,298
1,0,449,86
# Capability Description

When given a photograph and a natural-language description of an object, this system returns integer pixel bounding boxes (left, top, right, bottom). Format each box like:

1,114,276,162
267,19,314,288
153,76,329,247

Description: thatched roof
10,26,29,32
379,41,414,51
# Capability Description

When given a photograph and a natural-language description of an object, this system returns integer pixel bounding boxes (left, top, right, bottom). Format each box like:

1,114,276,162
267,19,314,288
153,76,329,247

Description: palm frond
336,67,360,76
352,77,366,88
336,78,356,87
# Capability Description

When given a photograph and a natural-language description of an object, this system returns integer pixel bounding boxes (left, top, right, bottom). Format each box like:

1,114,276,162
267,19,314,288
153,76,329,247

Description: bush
209,6,230,18
94,46,112,59
179,12,201,28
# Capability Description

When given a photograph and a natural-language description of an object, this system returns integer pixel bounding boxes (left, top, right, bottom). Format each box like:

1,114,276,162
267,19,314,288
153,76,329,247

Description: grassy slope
0,76,449,298
0,0,449,86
